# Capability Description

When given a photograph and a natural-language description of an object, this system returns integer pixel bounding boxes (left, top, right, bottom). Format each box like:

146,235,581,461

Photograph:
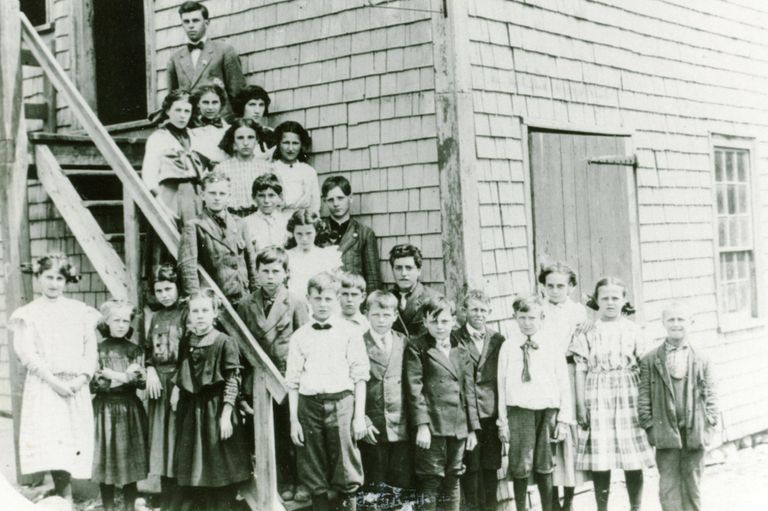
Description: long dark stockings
100,482,138,511
100,484,116,510
161,476,181,510
592,471,611,511
513,474,553,511
592,470,643,511
552,486,575,511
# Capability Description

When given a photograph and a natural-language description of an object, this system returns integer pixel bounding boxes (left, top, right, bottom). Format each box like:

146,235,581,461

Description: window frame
710,134,764,332
20,0,54,33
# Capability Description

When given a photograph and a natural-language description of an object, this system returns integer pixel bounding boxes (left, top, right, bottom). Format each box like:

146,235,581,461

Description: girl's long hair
586,276,636,315
272,121,311,163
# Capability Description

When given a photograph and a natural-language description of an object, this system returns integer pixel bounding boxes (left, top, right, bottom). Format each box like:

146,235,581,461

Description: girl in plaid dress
91,300,149,511
570,277,653,511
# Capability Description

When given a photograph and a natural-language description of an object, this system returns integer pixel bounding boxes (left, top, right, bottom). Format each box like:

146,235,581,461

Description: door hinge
588,154,637,166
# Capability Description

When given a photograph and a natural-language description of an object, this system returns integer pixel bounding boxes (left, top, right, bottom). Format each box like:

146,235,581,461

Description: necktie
380,335,391,356
312,322,332,331
521,336,539,382
399,292,408,311
201,117,223,128
263,293,275,316
187,41,204,51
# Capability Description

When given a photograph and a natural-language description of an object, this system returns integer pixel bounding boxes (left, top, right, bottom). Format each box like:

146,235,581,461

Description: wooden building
2,0,768,504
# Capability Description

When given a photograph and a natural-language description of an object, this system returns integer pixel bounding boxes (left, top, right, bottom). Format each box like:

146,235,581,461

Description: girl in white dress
285,209,342,298
9,253,99,504
539,263,591,511
190,84,229,166
271,121,321,216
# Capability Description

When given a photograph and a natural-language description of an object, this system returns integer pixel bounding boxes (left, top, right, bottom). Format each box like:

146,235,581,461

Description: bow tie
187,41,204,51
312,322,332,331
200,117,223,128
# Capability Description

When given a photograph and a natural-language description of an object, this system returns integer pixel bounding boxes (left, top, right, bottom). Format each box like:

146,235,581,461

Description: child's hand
67,374,88,394
170,386,180,412
50,377,75,398
352,416,367,442
552,421,568,442
577,404,589,429
238,399,254,416
363,424,379,445
465,432,478,451
498,424,510,443
146,367,162,400
415,424,431,449
220,412,234,440
290,421,304,447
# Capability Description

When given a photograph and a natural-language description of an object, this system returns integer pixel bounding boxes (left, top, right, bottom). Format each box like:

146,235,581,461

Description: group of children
9,3,717,510
11,246,718,511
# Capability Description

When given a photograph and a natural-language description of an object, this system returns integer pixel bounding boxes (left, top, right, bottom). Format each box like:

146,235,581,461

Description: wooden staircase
12,11,291,511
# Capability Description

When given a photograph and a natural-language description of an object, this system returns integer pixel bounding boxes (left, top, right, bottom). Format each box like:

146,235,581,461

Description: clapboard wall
152,0,445,289
466,0,768,440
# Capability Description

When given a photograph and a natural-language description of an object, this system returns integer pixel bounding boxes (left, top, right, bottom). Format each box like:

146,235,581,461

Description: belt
303,390,352,401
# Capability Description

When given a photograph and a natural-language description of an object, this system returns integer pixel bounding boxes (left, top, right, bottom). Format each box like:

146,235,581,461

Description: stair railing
20,13,285,510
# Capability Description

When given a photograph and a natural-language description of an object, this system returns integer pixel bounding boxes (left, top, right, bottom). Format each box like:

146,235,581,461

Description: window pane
727,283,738,313
737,252,747,279
20,0,47,27
738,185,748,213
737,151,747,182
718,218,727,247
725,252,735,279
726,151,734,181
717,185,725,214
727,185,737,214
740,217,751,245
715,150,723,182
729,217,739,247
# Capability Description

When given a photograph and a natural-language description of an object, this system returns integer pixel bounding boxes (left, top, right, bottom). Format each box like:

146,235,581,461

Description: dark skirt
174,385,251,487
92,392,149,485
147,366,177,478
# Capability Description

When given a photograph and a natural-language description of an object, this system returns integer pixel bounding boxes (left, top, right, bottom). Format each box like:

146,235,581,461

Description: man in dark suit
389,244,440,337
405,296,480,511
167,1,245,116
322,175,382,293
452,289,505,511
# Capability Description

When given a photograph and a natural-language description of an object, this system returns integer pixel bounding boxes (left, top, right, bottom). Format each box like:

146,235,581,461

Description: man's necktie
201,117,223,128
521,336,539,382
312,323,332,331
399,292,408,311
187,41,204,51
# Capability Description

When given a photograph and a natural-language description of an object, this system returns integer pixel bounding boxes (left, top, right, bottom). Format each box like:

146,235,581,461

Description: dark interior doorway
92,0,147,125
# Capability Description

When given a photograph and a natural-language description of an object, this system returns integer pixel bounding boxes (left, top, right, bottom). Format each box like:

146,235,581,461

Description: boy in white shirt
497,296,572,511
338,272,371,336
243,173,288,253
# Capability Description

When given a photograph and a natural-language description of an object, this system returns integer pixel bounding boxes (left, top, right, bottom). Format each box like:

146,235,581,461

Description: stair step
83,200,123,208
104,232,146,242
29,132,145,168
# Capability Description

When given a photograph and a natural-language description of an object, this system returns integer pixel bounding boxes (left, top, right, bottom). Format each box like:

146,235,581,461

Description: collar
369,329,391,345
515,330,541,346
205,207,228,224
256,209,279,220
311,315,334,328
187,37,207,46
398,282,419,297
466,323,485,339
346,312,367,326
664,340,689,352
330,217,350,229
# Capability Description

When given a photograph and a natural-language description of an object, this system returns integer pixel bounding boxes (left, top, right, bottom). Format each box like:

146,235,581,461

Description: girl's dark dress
91,337,149,485
146,304,185,478
173,328,251,488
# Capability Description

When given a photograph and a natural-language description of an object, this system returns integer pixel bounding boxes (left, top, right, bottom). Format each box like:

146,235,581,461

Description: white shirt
369,330,392,355
344,313,371,338
272,160,321,215
285,315,370,395
243,210,288,253
188,37,206,67
436,337,452,358
497,327,573,424
466,323,486,355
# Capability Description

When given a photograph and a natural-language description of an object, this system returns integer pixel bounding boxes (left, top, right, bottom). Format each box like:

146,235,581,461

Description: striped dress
569,317,654,471
215,154,272,213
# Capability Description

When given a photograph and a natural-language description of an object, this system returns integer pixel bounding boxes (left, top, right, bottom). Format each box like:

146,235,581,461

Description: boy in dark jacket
405,296,480,511
639,302,718,511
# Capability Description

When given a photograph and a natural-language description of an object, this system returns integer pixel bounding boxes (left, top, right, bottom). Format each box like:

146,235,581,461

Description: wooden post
431,0,484,302
0,0,37,485
250,371,279,511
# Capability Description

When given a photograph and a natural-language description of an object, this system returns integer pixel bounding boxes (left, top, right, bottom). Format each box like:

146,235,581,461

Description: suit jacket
167,39,246,106
236,286,309,373
452,325,505,420
330,217,382,293
178,210,257,304
392,282,440,337
405,332,480,438
638,343,718,450
364,330,409,442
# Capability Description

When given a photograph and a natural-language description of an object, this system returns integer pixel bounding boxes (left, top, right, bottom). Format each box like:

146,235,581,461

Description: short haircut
662,301,694,321
30,252,81,283
97,299,136,337
255,246,289,271
463,288,491,308
365,290,398,312
512,295,543,314
186,288,221,313
178,1,208,19
338,272,366,292
153,263,179,286
232,85,272,117
538,262,578,287
419,295,454,319
200,170,230,189
307,271,340,296
321,175,352,198
389,243,423,268
252,173,283,198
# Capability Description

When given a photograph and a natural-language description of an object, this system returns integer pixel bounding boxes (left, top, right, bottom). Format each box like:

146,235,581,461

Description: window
20,0,48,27
714,146,756,320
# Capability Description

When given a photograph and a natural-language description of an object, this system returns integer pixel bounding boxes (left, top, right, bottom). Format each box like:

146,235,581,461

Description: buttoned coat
452,325,505,420
236,286,309,374
638,343,718,450
167,39,245,107
178,210,257,303
333,218,382,293
405,332,481,438
363,330,409,442
392,282,440,338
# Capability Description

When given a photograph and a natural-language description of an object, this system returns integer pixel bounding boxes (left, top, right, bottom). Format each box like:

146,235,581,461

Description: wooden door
529,131,641,309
